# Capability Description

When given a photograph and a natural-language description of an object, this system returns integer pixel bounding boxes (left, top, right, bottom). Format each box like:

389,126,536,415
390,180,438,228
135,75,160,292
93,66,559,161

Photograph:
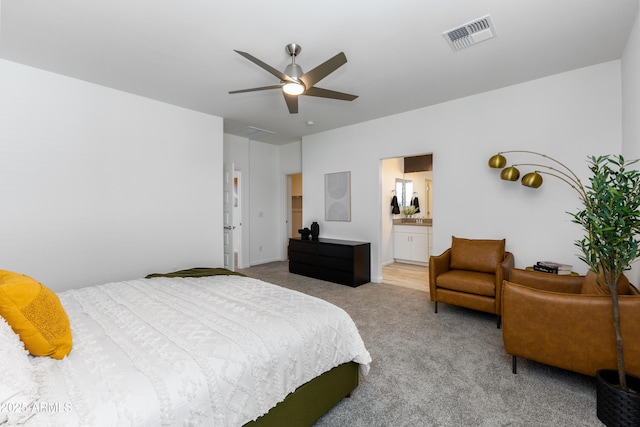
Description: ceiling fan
229,43,358,114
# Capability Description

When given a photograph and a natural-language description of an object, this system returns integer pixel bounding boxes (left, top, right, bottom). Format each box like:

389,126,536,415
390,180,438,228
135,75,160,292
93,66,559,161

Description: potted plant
569,155,640,426
488,152,640,426
401,205,417,218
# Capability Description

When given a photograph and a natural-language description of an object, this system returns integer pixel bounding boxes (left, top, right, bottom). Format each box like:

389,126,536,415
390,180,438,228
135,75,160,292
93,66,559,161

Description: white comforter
26,275,371,426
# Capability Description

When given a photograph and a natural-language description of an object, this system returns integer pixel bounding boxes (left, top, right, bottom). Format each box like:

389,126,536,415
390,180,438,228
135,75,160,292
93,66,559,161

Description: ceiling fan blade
299,52,347,88
303,86,358,101
229,84,283,94
234,50,294,82
283,93,298,114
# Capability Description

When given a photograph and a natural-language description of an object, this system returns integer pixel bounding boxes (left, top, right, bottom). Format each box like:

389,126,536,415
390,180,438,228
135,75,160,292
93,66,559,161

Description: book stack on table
533,261,573,275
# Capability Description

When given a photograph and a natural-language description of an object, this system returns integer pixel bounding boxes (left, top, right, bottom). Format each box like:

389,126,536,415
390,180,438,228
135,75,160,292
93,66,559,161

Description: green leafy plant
402,206,417,216
569,155,640,392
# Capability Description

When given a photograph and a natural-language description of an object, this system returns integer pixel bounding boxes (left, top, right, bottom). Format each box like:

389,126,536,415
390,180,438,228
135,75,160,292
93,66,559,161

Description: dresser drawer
317,255,353,272
289,251,316,265
318,243,354,259
289,261,319,277
289,239,318,255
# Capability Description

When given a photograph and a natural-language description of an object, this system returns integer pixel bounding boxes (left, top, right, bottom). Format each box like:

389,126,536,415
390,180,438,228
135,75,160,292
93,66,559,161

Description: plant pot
596,369,640,427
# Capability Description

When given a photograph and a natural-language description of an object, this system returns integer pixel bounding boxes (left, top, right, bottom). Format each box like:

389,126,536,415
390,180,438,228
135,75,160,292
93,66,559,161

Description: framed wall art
325,171,351,221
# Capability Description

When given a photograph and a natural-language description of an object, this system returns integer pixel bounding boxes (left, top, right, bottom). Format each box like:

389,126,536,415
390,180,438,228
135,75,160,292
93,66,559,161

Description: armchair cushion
435,270,496,297
581,269,631,295
450,237,505,274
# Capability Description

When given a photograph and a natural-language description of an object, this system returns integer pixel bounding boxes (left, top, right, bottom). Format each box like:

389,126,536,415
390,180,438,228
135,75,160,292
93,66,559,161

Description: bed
0,268,371,426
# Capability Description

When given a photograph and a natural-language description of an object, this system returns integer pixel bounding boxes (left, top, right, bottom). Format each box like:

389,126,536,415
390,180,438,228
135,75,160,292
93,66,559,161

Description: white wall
0,60,224,291
248,140,282,264
303,61,622,282
623,0,640,161
381,157,404,265
280,141,302,173
622,1,640,284
279,141,302,258
225,137,300,267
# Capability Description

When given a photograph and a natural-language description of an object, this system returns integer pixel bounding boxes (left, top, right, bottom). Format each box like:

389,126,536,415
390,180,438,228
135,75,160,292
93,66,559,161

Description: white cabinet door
393,226,429,264
411,232,429,263
394,232,413,261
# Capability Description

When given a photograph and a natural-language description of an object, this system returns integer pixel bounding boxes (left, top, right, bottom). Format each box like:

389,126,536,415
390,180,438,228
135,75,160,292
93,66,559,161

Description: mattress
24,275,371,426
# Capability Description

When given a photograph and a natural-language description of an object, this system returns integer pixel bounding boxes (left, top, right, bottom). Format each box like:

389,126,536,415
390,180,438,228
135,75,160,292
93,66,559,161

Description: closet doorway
285,173,303,259
290,174,303,237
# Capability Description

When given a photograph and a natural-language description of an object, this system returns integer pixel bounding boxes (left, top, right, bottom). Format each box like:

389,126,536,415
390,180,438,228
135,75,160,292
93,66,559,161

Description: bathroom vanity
393,219,432,265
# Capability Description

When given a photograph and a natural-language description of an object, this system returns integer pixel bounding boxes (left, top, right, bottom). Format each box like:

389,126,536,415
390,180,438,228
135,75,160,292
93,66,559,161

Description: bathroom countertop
393,218,432,226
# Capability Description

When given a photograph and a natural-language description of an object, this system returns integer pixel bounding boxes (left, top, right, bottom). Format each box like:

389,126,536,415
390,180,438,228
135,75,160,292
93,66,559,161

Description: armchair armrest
499,252,515,281
494,252,514,312
429,248,451,297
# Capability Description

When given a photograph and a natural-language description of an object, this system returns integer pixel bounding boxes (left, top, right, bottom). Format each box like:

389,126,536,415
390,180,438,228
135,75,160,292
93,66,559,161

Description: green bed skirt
244,361,360,427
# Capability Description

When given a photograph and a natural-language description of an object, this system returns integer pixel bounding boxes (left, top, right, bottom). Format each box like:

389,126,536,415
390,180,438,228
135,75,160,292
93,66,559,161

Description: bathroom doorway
381,154,433,291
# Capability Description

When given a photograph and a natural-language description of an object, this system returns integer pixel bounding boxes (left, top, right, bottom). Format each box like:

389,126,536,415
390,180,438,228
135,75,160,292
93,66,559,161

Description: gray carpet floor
239,262,602,427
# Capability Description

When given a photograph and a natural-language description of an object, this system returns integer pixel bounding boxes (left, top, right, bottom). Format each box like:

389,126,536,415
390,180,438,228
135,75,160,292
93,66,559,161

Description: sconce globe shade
500,166,520,181
488,154,507,168
521,172,543,188
283,82,305,95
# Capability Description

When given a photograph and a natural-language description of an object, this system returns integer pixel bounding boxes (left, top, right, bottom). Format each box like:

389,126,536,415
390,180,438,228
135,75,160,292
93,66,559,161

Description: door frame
282,171,302,260
223,162,235,271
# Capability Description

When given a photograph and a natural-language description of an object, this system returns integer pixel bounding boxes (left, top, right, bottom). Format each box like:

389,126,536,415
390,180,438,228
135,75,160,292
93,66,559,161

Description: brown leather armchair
429,237,514,327
502,268,640,376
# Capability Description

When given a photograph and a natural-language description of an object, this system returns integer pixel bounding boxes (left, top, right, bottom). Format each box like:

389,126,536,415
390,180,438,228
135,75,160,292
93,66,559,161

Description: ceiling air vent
235,126,274,139
443,15,496,52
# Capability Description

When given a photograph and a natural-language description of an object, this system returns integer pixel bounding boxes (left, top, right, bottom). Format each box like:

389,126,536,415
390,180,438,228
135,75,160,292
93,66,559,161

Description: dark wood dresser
288,237,371,287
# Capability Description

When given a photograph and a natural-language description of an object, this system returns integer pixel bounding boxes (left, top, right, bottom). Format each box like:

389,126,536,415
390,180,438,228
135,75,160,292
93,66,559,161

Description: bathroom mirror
387,154,433,218
395,178,413,208
402,172,432,218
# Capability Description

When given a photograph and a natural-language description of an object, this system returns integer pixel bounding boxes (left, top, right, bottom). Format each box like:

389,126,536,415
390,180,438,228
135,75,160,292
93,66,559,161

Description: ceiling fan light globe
283,82,305,95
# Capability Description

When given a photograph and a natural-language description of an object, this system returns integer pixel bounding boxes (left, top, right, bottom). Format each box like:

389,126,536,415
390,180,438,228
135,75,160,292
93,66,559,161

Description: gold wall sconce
487,150,586,199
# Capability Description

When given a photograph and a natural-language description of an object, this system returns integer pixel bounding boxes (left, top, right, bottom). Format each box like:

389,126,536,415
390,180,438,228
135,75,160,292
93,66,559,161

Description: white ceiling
1,0,637,145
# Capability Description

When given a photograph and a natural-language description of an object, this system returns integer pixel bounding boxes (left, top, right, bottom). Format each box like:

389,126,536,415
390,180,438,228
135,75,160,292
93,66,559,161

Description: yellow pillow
0,270,72,359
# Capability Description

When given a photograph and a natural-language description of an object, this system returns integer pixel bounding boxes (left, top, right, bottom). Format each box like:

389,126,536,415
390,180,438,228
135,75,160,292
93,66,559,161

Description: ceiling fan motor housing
284,63,304,81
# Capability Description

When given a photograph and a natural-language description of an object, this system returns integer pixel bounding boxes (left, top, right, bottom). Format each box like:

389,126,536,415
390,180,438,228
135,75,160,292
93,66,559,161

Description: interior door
223,162,235,271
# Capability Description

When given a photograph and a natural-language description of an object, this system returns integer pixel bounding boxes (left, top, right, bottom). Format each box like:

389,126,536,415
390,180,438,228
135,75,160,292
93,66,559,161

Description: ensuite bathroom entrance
381,154,433,292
